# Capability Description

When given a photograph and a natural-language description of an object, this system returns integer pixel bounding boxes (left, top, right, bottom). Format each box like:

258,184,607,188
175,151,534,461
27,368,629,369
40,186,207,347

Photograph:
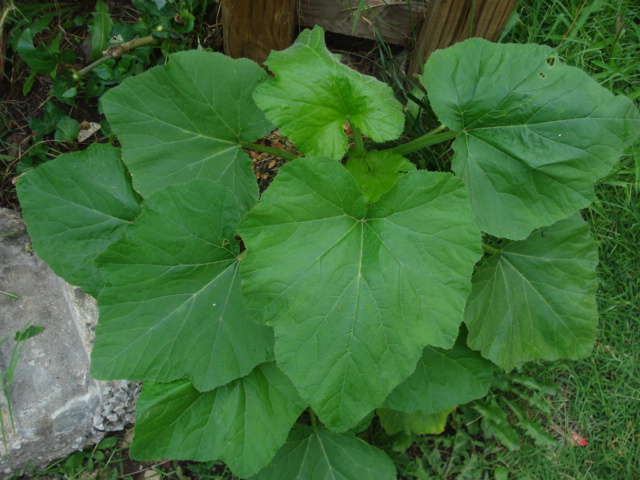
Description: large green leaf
423,38,640,240
238,156,481,431
252,425,396,480
253,26,404,159
382,338,494,414
101,50,272,204
465,214,599,371
91,179,273,391
131,362,306,478
17,144,141,296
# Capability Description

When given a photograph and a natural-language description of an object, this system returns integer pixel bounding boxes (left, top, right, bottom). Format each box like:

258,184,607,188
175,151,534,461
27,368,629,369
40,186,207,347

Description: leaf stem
391,126,458,156
76,56,112,78
240,142,301,162
482,243,501,255
349,120,365,156
309,408,319,430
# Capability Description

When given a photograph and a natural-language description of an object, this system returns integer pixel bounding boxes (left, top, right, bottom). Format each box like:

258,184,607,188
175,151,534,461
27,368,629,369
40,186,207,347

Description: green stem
309,408,319,430
391,126,458,157
482,243,501,255
75,35,161,78
349,120,365,156
0,290,19,299
76,56,112,77
240,142,301,162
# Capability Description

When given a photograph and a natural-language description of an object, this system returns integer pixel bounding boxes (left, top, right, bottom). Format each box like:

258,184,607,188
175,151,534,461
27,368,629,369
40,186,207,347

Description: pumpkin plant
17,26,640,479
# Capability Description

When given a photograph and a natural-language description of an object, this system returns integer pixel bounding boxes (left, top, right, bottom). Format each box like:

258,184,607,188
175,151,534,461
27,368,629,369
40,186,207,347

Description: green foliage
92,178,272,389
238,156,481,431
101,51,271,200
253,27,404,159
465,214,599,370
254,425,397,480
378,407,456,436
4,0,218,178
89,0,114,62
17,144,141,296
16,25,640,479
424,39,639,239
1,324,45,447
132,364,305,478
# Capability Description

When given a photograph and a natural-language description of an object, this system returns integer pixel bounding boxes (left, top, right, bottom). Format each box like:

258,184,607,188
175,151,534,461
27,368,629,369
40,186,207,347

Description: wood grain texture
221,0,297,64
299,0,428,46
408,0,518,78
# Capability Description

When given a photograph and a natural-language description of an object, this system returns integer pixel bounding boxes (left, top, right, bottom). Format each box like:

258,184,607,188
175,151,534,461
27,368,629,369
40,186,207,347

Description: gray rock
0,208,139,477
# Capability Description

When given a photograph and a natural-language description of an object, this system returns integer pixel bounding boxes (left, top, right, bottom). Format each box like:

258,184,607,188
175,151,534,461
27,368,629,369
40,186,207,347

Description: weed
0,324,45,451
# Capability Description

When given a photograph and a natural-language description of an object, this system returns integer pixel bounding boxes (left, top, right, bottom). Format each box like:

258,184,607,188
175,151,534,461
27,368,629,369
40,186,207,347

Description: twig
75,35,161,79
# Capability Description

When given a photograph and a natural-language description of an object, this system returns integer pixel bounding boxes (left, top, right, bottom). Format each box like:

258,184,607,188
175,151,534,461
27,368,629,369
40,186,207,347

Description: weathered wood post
220,0,297,64
407,0,518,79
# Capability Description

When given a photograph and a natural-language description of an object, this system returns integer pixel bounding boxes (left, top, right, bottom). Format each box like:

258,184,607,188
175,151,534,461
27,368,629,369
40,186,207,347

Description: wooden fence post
220,0,297,64
407,0,518,80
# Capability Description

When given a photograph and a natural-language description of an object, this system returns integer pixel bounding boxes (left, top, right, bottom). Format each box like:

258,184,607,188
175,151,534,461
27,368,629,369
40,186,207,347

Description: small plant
1,324,45,448
16,26,640,479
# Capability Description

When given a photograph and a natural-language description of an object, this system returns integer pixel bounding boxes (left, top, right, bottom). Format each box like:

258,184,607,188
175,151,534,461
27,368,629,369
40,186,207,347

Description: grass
476,1,640,479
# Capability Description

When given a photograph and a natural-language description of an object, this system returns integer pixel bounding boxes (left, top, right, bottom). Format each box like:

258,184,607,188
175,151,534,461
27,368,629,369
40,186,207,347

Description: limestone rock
0,208,139,476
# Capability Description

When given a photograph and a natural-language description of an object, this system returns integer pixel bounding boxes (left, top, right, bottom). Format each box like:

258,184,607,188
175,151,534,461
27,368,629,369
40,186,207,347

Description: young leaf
473,398,520,451
89,0,114,61
17,144,141,296
28,102,67,135
253,26,404,159
506,402,556,447
239,156,482,432
252,425,396,480
465,214,598,371
101,51,273,205
92,179,273,391
423,38,640,239
16,28,57,74
378,407,455,435
14,325,46,342
131,363,306,478
345,150,416,204
53,116,80,142
382,340,494,414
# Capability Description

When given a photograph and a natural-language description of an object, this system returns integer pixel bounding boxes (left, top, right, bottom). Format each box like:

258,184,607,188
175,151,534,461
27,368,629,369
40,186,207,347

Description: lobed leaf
253,25,404,159
91,179,273,391
252,425,396,480
101,51,273,205
132,362,306,478
423,38,640,239
382,338,494,414
465,214,599,371
239,156,481,431
473,398,520,451
17,144,141,296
